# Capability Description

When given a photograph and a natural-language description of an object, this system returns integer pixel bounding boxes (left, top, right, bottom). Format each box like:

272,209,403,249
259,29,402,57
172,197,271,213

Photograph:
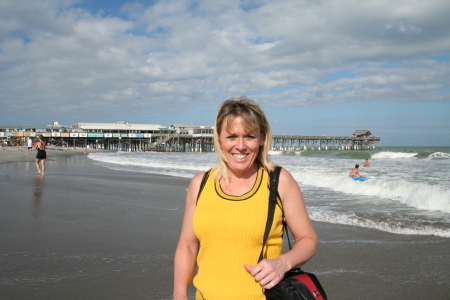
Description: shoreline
0,152,449,299
0,146,115,164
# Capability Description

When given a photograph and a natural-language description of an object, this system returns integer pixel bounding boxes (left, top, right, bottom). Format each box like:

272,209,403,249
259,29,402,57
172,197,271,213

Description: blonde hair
213,97,276,183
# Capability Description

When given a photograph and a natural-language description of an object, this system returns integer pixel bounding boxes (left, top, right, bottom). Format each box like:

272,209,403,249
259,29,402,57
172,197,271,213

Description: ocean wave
309,208,450,238
290,168,450,214
268,150,284,155
371,151,418,159
86,150,450,238
87,151,211,177
427,152,450,159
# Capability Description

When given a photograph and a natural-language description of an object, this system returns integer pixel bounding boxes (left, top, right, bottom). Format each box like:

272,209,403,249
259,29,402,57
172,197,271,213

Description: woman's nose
235,138,246,150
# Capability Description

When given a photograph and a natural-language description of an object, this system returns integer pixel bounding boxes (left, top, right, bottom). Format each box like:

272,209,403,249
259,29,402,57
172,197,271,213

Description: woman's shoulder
186,169,215,205
268,165,291,177
190,168,214,187
191,172,207,185
275,167,297,190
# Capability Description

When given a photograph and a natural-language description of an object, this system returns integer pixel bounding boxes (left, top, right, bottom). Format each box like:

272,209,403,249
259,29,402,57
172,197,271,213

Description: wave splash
88,148,450,238
309,208,450,238
371,151,418,159
291,167,450,214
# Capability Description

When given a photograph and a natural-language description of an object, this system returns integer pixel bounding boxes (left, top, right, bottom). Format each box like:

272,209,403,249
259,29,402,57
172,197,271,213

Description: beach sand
0,150,449,300
0,145,112,165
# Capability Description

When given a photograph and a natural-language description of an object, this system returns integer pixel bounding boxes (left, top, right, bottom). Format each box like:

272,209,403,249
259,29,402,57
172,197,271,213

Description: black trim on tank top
214,168,265,201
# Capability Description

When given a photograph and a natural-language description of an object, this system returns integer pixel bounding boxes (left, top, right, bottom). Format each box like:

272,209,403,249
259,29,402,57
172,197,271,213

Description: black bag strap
258,166,282,262
261,167,328,300
284,219,293,251
196,169,211,204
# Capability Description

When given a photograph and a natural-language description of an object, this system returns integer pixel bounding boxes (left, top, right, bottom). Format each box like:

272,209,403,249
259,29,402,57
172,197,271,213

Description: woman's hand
244,258,290,289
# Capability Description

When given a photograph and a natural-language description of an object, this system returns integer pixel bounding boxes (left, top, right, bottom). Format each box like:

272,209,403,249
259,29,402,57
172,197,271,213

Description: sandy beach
0,149,449,300
0,145,113,165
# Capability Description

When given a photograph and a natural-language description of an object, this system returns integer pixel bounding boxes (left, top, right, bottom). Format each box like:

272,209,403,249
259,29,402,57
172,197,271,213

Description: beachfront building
353,130,372,138
1,122,380,152
0,121,71,147
72,121,173,151
167,124,214,152
0,121,174,151
169,124,213,135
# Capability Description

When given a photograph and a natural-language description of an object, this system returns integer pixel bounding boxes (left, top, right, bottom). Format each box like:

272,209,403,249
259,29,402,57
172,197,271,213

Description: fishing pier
272,133,381,151
1,122,380,152
149,133,381,152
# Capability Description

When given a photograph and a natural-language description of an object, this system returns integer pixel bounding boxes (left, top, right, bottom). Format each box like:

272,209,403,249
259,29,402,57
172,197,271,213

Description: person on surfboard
349,164,361,178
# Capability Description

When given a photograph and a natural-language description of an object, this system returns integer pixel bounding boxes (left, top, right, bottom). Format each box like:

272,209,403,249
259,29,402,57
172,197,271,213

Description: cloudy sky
1,0,449,146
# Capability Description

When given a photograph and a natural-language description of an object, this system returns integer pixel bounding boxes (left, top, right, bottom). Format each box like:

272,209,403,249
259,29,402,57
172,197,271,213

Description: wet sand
0,154,449,299
0,145,112,165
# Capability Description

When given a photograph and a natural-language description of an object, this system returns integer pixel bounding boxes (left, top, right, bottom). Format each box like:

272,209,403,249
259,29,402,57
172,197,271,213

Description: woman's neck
220,166,259,196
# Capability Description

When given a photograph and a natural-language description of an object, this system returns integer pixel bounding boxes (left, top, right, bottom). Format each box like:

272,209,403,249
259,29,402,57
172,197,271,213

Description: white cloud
0,0,449,126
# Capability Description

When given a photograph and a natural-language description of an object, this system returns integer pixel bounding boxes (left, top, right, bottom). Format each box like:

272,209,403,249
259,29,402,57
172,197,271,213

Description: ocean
87,146,450,238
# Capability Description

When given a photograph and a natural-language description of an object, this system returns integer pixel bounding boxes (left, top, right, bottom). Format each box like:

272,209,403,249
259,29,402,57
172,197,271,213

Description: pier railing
11,133,380,152
272,135,381,150
147,134,380,151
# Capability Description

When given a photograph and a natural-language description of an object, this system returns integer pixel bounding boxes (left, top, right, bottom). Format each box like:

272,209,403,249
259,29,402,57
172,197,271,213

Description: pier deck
272,135,381,150
144,133,380,151
3,133,380,152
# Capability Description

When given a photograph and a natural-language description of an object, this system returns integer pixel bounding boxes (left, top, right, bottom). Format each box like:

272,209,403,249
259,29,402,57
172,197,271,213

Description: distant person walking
35,135,47,175
349,164,361,178
27,137,33,155
363,159,370,167
16,137,21,150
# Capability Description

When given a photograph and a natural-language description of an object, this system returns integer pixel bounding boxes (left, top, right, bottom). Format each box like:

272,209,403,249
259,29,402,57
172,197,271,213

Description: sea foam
371,151,418,159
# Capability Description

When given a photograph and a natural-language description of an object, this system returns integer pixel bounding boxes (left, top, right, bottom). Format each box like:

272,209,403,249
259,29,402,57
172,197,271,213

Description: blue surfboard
352,177,368,181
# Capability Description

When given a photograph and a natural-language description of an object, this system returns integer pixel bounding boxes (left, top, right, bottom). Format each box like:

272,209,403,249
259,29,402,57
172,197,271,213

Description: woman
35,135,46,175
173,98,317,300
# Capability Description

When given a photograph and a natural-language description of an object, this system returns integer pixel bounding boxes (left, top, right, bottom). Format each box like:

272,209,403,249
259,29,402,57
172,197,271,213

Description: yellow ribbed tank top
193,168,284,300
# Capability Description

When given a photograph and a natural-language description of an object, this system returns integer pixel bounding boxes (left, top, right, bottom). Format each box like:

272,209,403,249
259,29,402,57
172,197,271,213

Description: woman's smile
219,116,264,176
232,154,248,159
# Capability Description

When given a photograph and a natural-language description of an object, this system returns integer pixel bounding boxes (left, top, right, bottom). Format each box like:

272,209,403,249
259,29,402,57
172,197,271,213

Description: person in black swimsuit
35,135,46,175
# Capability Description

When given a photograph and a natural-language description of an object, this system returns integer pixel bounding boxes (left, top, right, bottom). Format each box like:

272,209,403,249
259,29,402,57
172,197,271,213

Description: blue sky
1,0,449,146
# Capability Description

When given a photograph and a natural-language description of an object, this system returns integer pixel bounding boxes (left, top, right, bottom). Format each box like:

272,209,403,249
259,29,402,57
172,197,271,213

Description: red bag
264,269,327,300
263,168,327,300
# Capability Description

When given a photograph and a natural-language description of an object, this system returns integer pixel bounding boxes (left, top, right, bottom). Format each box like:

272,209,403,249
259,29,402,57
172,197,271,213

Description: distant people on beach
363,159,370,167
349,164,361,178
35,135,46,175
16,137,21,150
173,97,317,300
27,137,33,155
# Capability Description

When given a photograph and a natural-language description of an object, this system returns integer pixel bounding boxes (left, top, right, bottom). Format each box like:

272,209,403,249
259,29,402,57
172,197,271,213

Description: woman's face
219,116,264,176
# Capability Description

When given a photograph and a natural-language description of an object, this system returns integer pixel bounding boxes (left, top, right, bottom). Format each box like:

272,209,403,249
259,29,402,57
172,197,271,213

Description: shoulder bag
262,167,328,300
